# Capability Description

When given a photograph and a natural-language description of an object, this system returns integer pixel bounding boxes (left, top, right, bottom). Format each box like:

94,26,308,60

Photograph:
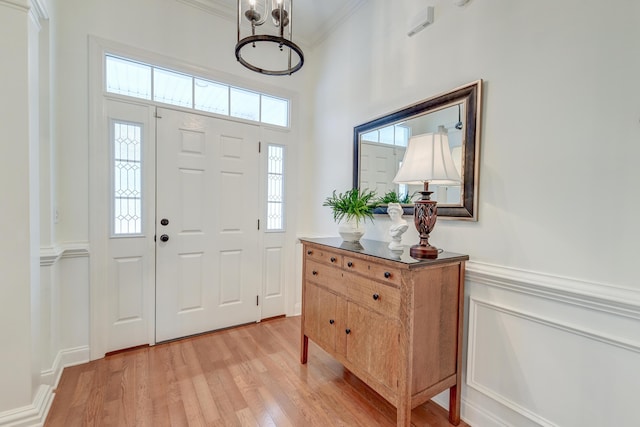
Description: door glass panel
113,121,143,235
267,144,285,231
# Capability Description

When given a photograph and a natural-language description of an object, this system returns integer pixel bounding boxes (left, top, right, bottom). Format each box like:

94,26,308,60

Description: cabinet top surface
299,237,469,266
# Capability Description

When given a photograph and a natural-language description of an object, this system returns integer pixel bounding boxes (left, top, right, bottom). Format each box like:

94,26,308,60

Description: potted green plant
375,190,414,206
323,188,376,242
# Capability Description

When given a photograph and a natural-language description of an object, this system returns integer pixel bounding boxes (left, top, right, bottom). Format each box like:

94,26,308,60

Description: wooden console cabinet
299,238,468,426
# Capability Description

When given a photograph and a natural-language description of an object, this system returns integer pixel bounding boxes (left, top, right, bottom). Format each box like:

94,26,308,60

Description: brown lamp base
410,243,439,259
410,183,440,259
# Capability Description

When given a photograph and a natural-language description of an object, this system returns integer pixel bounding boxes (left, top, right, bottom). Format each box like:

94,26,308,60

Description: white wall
305,0,640,425
4,0,639,424
306,0,640,287
2,0,313,424
0,0,36,415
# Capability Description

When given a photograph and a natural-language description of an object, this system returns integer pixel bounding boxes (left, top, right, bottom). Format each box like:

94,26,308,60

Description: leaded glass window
266,144,285,231
113,121,143,235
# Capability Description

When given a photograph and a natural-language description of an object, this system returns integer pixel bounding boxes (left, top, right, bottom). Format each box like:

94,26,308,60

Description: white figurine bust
387,203,408,251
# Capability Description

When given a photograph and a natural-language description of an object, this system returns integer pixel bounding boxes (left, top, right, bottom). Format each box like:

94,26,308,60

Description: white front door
155,108,261,342
359,141,403,195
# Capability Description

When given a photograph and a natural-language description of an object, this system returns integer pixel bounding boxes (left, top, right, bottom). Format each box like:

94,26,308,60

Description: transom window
361,124,410,147
105,55,290,127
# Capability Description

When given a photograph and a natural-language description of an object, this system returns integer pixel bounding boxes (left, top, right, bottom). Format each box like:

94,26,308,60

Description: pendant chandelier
235,0,304,76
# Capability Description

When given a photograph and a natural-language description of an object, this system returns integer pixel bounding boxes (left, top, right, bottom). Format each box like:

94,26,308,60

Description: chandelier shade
235,0,304,76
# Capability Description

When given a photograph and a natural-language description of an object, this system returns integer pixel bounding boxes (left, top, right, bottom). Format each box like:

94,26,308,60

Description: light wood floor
45,316,470,427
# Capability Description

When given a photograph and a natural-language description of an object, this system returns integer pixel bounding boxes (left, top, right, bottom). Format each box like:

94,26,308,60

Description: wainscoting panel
461,261,640,427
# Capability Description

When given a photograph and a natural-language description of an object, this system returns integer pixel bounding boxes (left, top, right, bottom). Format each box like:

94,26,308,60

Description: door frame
89,37,300,359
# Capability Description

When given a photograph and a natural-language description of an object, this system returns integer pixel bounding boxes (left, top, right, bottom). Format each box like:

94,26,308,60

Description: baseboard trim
0,385,54,427
40,346,90,389
432,393,509,427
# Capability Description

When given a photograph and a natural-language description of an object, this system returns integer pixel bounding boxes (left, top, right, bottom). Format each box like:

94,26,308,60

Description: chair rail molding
465,261,640,319
40,242,90,267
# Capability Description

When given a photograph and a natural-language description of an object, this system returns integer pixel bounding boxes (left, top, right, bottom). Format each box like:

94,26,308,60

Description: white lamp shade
393,129,461,185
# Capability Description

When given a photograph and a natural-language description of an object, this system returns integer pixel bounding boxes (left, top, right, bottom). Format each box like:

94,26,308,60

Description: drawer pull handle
312,271,318,276
347,261,353,267
384,271,391,279
307,250,313,255
329,319,335,325
330,257,336,263
345,328,351,335
373,293,379,301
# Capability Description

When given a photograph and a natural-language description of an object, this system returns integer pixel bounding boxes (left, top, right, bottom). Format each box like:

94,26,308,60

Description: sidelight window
112,120,143,235
266,144,285,231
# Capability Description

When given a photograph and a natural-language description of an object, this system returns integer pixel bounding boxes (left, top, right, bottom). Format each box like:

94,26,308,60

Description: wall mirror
353,80,482,220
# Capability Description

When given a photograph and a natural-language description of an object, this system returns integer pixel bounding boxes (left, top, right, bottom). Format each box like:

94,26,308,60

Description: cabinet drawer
305,259,346,296
305,245,343,267
345,271,401,316
344,256,401,287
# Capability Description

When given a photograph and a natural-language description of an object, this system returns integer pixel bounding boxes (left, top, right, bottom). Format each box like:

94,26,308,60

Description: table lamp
393,126,460,258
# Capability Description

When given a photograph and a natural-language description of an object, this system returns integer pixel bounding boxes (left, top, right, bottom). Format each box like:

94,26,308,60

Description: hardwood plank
45,317,470,427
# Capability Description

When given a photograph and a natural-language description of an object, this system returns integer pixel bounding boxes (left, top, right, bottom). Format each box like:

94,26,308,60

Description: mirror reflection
359,102,464,205
353,80,482,220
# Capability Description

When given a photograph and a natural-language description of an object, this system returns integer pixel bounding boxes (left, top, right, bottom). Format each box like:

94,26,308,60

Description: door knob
161,218,169,226
160,234,169,242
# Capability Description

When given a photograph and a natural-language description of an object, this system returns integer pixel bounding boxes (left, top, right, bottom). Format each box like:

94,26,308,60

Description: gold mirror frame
353,80,482,220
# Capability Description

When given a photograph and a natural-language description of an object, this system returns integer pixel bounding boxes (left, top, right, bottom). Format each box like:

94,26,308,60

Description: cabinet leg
300,334,308,364
396,401,411,427
449,384,461,425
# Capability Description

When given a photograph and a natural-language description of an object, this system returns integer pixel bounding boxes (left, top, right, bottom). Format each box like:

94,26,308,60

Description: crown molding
307,0,367,48
174,0,367,48
175,0,234,20
0,0,29,12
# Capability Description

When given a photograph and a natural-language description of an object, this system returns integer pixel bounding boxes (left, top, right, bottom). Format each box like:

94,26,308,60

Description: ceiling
176,0,366,47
